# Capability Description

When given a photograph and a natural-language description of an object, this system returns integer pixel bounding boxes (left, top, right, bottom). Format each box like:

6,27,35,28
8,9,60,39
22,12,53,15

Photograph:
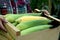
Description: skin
34,9,50,15
41,10,50,15
0,16,7,32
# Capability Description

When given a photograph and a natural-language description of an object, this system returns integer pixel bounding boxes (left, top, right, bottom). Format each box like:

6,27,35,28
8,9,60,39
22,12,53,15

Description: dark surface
58,33,60,40
49,20,60,29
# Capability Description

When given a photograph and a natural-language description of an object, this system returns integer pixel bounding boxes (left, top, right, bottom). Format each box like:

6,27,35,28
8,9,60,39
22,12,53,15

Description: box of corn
0,13,60,40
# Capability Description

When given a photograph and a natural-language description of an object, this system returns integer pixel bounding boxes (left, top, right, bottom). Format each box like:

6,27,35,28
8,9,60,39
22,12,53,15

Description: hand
41,10,50,15
0,16,7,23
0,16,7,32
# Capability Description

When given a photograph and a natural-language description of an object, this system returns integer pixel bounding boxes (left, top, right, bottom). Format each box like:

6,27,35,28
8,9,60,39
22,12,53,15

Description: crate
0,15,60,40
3,22,60,40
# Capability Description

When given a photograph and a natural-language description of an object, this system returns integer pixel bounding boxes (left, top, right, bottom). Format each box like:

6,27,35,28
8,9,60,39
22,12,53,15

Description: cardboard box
3,22,60,40
0,15,60,40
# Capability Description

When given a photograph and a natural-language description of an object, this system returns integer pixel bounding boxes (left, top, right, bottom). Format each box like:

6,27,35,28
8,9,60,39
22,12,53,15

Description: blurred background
0,0,60,40
0,0,60,18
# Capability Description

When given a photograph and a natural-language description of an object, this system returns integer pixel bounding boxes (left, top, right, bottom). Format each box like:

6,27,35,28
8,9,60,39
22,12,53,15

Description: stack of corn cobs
4,13,53,36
